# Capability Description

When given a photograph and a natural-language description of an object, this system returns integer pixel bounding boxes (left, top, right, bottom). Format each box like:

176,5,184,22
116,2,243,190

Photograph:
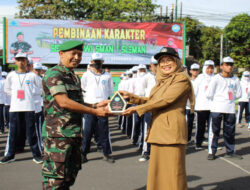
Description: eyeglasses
159,59,175,64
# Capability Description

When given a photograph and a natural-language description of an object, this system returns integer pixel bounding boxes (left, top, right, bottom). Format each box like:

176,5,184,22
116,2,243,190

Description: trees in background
224,13,250,68
16,1,249,67
17,0,158,22
200,26,222,65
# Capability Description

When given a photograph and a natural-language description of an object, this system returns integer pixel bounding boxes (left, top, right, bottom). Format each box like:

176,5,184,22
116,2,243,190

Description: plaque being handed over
108,92,127,114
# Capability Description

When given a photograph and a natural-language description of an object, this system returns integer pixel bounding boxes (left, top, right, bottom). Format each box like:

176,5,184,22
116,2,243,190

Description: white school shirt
120,78,130,92
3,79,11,105
134,73,147,97
144,72,156,98
4,71,38,112
0,78,5,104
206,74,242,114
30,72,43,113
127,77,136,94
194,73,214,111
238,76,250,102
118,79,125,91
186,78,196,110
81,70,114,104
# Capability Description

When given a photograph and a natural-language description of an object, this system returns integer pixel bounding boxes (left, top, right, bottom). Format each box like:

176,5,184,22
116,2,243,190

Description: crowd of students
0,52,249,165
0,53,47,164
118,56,249,161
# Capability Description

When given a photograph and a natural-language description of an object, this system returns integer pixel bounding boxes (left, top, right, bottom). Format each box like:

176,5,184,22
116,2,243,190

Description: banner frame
183,21,186,66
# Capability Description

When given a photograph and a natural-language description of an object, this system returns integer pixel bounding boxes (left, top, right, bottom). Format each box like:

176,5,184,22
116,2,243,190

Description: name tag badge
228,91,234,101
17,90,25,99
205,85,208,91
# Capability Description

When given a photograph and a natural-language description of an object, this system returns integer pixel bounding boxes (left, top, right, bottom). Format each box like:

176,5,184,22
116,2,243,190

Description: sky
0,0,250,48
0,0,249,27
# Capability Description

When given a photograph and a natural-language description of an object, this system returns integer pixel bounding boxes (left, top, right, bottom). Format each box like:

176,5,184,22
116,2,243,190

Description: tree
180,17,204,60
199,26,222,65
224,13,250,68
16,0,158,22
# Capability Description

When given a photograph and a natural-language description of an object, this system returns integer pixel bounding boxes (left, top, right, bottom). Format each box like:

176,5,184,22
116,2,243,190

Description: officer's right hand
95,106,113,117
118,91,130,100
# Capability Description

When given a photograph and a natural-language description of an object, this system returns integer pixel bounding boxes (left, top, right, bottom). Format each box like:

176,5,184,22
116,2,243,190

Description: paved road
0,116,249,190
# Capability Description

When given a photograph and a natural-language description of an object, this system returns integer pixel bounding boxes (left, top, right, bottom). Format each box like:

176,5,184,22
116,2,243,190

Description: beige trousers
147,144,187,190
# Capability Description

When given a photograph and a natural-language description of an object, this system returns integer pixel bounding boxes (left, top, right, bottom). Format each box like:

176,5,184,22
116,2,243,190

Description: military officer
42,40,110,190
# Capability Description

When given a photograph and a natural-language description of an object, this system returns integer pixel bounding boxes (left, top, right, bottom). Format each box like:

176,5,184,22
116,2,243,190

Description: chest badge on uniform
25,80,30,84
101,80,106,85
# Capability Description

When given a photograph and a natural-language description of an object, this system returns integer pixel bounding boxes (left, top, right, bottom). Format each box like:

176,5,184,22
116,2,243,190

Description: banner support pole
183,21,186,66
3,17,6,70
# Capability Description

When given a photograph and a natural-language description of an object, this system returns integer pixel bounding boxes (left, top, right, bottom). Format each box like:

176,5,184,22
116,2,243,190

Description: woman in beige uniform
121,47,194,190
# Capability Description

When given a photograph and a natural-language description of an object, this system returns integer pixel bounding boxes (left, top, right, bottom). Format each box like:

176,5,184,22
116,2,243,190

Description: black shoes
208,153,243,160
0,156,15,164
195,146,203,150
103,155,115,163
138,154,150,162
224,153,243,160
207,154,216,160
33,156,43,164
82,155,88,164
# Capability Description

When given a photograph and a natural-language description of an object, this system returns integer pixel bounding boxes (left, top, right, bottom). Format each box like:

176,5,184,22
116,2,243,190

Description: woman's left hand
122,107,137,116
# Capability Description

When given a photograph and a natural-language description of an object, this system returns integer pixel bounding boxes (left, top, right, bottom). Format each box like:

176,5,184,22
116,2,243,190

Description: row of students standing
0,70,10,134
0,53,47,164
118,56,158,162
237,71,250,129
80,53,115,163
187,57,249,160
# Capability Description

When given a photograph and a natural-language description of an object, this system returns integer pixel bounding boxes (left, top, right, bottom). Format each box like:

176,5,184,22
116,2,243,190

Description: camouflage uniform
42,63,83,190
10,41,32,56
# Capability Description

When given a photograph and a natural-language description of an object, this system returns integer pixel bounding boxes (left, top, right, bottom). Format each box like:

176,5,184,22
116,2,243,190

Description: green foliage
180,17,203,60
16,0,158,22
199,26,222,65
224,13,250,68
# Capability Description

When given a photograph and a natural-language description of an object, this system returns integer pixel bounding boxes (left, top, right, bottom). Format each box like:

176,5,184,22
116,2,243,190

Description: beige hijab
155,55,184,83
150,55,185,98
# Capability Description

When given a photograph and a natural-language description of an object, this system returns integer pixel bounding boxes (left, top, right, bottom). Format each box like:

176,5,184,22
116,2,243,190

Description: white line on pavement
204,148,250,175
219,157,250,175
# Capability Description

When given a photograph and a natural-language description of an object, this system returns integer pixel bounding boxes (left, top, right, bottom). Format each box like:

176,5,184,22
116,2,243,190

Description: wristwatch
93,103,97,109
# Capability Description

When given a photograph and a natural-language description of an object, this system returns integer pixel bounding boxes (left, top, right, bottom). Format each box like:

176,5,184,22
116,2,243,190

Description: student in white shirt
186,63,200,143
138,56,157,162
2,72,10,130
206,57,242,160
0,53,42,164
118,74,125,130
0,66,5,134
131,64,147,148
237,71,249,128
118,73,129,133
125,70,134,138
81,53,114,163
193,60,214,150
32,62,44,152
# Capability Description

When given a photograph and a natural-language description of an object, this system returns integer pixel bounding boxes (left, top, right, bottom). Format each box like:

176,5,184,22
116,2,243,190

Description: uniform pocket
42,138,71,179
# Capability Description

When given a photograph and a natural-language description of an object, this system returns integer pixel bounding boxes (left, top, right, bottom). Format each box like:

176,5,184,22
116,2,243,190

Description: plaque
108,92,127,114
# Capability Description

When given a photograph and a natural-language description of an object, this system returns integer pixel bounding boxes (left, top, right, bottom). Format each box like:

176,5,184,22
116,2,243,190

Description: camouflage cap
16,32,24,37
59,40,84,51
